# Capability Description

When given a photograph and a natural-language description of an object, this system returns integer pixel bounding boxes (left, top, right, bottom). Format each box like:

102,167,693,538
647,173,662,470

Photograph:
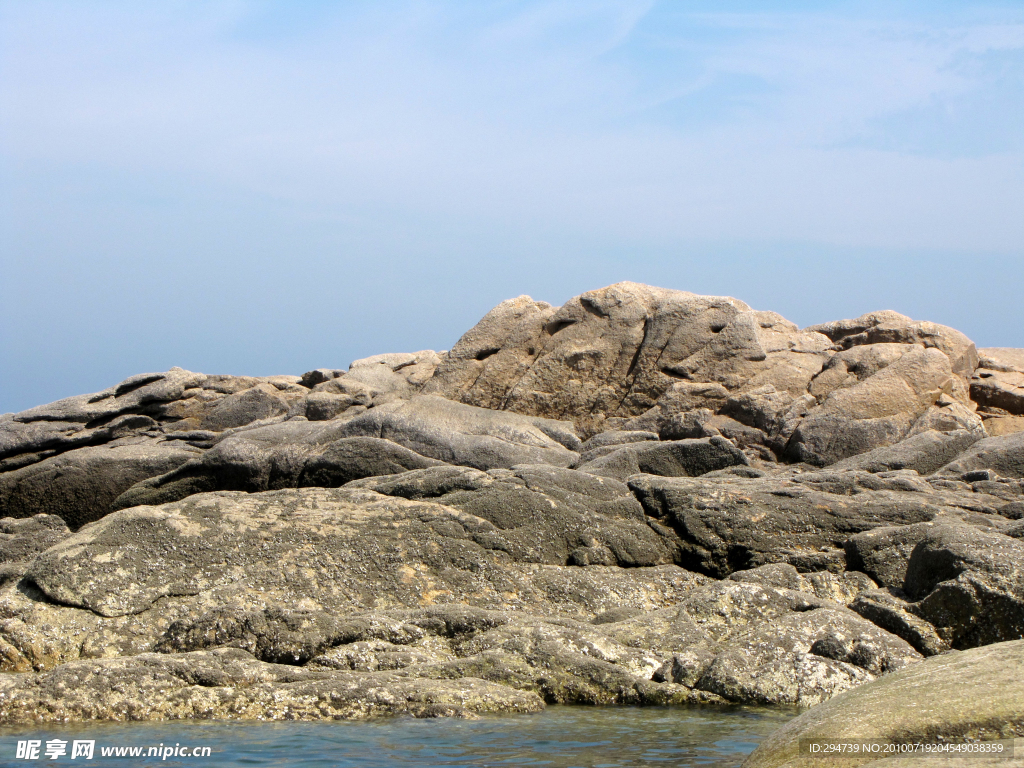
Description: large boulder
349,464,681,566
627,470,967,577
334,395,581,469
785,346,960,466
972,348,1024,417
743,639,1024,768
112,424,447,510
575,436,748,482
343,350,442,402
902,524,1024,649
0,442,199,528
424,283,832,437
831,429,982,476
937,431,1024,479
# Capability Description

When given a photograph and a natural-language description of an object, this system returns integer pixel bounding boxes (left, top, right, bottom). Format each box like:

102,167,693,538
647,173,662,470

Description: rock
200,384,290,431
938,431,1024,478
0,443,199,528
696,605,919,706
849,589,950,656
903,525,1024,649
831,430,982,475
972,348,1024,416
299,368,345,388
335,395,581,469
575,436,749,482
23,485,700,619
350,464,681,567
425,283,832,437
0,647,545,723
0,514,70,565
344,351,443,402
303,392,358,421
985,416,1024,437
807,312,979,382
742,639,1024,768
579,430,659,451
112,427,446,509
786,347,958,466
628,472,944,577
845,522,945,590
728,563,876,605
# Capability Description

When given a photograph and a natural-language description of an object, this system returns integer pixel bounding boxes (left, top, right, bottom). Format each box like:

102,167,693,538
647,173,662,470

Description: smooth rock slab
743,639,1024,768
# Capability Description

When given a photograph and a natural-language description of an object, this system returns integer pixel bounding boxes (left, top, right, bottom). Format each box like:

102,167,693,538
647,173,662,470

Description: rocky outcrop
743,639,1024,768
424,283,834,438
1,282,1023,725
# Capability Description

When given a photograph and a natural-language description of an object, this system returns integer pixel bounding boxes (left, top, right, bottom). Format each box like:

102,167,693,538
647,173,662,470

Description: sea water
0,705,796,767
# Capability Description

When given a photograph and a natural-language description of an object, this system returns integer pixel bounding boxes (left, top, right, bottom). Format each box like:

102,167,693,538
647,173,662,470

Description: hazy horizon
3,1,1023,413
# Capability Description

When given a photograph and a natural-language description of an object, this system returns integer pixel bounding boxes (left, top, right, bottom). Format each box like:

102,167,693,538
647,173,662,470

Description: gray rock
743,639,1024,768
938,431,1024,478
831,429,982,475
335,395,581,469
113,427,446,509
0,514,70,564
575,436,749,482
0,647,545,723
903,524,1024,649
849,589,950,656
786,347,959,466
200,384,290,431
579,430,659,451
628,472,942,577
0,442,199,528
344,351,443,401
351,464,681,567
696,606,919,706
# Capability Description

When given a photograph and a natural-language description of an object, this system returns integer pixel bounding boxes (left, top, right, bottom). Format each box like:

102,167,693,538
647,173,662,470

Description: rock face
1,281,1022,726
424,283,834,438
743,639,1024,768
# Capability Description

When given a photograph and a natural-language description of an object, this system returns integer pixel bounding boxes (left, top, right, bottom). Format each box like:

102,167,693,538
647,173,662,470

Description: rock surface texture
0,282,1021,726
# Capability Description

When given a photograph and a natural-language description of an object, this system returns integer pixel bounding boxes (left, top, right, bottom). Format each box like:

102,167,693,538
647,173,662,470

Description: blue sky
2,1,1023,413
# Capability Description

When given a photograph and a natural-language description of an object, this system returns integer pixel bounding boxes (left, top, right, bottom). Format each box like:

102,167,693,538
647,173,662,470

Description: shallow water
0,705,796,767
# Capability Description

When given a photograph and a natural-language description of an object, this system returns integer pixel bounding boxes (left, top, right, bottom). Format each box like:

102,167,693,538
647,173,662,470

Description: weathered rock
743,639,1024,768
849,589,950,656
579,430,659,451
575,436,748,482
938,431,1024,478
696,605,919,706
807,311,979,382
344,351,443,402
0,442,199,528
0,647,545,723
628,472,945,577
903,524,1024,649
350,464,681,567
831,429,981,475
0,514,70,565
200,384,290,431
728,563,876,605
972,348,1024,416
23,486,702,619
787,347,959,466
985,416,1024,437
334,395,581,469
425,283,832,437
112,424,446,509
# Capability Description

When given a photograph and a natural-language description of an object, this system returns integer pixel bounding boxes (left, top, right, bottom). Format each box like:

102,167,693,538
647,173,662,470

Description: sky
2,0,1023,413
